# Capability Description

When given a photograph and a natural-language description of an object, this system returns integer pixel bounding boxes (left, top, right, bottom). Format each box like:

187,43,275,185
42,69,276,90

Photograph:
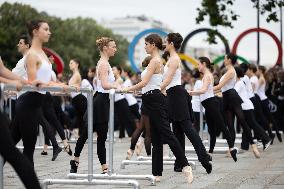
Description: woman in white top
246,64,277,143
213,53,260,159
123,34,193,184
234,66,271,152
257,66,282,142
70,37,119,174
161,33,211,174
68,59,87,133
189,57,237,161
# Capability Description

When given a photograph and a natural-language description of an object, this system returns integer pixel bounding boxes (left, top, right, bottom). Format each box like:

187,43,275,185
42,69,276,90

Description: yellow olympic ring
178,53,199,68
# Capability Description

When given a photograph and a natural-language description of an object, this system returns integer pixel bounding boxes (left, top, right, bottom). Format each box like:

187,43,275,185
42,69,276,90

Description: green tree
196,0,284,43
0,2,128,74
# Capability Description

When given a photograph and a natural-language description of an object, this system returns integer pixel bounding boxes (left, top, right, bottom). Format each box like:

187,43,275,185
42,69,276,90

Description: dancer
122,34,193,183
161,33,212,174
213,53,260,159
70,37,119,174
188,57,238,161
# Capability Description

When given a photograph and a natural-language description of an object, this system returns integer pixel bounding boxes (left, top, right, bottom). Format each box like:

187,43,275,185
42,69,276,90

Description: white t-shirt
250,75,259,94
241,75,254,98
123,78,137,106
191,80,203,112
81,79,93,98
12,56,27,79
234,80,254,110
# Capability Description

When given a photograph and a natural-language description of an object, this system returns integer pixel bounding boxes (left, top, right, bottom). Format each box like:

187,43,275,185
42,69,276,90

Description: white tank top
114,77,125,102
163,64,181,90
96,63,115,93
241,75,254,98
234,80,254,110
257,79,267,100
250,75,259,94
68,74,80,99
200,75,214,102
81,79,93,98
141,67,163,94
220,70,236,92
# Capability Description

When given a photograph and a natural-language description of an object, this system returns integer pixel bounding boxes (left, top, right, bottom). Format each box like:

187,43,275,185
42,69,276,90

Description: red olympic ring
232,28,282,66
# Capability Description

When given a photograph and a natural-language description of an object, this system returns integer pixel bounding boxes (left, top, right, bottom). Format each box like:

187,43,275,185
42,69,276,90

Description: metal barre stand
0,84,140,189
67,90,155,186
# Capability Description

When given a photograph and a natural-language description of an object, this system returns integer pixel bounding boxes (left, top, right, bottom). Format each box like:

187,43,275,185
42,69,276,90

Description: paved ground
3,134,284,189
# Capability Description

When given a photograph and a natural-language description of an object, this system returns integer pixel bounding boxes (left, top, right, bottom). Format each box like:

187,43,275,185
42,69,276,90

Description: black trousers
193,111,200,133
260,98,281,133
129,103,141,120
142,90,189,176
241,109,271,150
172,119,210,167
201,97,234,153
11,92,43,165
71,94,87,129
42,93,66,141
74,93,108,165
115,99,135,138
250,96,274,137
0,112,41,189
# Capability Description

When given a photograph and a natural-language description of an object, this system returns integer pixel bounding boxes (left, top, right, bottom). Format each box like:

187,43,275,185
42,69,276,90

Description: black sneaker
70,160,79,173
230,149,238,162
51,146,62,161
201,161,212,174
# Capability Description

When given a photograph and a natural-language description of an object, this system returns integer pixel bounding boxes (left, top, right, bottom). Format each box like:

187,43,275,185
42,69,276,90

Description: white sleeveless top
141,67,163,94
163,64,181,90
96,63,115,93
200,76,214,102
257,79,267,100
81,79,93,98
241,75,254,98
114,78,125,102
234,80,254,110
220,71,236,92
250,75,259,94
68,76,80,99
12,56,27,79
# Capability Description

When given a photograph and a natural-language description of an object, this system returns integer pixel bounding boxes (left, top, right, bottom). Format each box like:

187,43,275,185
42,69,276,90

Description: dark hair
239,63,248,73
248,64,257,73
142,56,152,67
167,33,183,50
117,66,123,74
162,51,170,62
145,34,163,50
234,65,244,78
72,58,80,69
226,53,237,65
26,20,47,38
199,57,213,70
258,65,266,74
19,34,31,47
192,68,200,79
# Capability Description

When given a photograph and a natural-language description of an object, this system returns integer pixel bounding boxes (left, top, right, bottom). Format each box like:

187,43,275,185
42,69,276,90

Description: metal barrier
67,90,155,185
0,83,4,189
0,84,139,189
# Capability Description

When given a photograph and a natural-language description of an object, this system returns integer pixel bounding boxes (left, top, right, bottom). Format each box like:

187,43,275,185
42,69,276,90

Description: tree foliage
0,2,129,74
196,0,284,43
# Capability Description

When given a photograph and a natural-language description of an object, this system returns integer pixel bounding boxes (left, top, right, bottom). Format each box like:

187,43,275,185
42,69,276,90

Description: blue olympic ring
128,28,168,72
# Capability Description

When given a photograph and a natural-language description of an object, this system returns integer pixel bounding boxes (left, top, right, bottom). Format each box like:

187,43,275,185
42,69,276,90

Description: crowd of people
0,19,283,188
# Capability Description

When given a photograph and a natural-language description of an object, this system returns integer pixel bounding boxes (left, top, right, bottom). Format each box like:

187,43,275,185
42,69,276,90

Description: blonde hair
96,37,114,51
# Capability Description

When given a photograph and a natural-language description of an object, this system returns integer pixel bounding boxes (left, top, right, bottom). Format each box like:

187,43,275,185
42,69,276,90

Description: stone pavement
3,136,284,189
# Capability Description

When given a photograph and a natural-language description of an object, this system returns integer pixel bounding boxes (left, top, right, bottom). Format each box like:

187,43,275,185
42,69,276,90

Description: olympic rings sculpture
43,47,65,74
128,27,282,72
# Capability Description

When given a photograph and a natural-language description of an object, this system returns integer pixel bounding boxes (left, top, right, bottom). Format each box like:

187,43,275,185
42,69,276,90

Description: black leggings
42,93,66,141
0,112,41,189
193,112,200,133
11,92,43,165
115,99,135,138
172,119,210,167
129,113,151,156
142,91,189,176
260,98,281,133
201,97,234,153
241,109,271,150
71,94,87,130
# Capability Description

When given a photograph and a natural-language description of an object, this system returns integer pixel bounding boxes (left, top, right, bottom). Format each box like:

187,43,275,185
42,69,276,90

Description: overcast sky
1,0,283,67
